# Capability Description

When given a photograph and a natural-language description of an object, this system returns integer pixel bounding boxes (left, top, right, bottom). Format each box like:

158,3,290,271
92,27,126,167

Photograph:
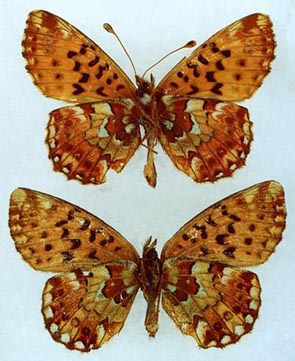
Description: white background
0,0,294,360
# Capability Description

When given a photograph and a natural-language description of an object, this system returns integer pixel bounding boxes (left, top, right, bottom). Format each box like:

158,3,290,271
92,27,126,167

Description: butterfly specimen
9,181,286,351
22,11,275,187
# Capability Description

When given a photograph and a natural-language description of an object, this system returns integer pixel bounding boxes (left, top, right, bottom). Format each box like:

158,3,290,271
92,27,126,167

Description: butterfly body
9,181,286,351
22,11,275,186
139,238,161,337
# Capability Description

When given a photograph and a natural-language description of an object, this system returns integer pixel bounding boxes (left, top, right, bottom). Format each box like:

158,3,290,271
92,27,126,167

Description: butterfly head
135,74,155,106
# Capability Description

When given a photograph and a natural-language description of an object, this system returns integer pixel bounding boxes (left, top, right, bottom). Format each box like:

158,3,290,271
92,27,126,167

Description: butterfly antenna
103,23,138,77
141,40,197,79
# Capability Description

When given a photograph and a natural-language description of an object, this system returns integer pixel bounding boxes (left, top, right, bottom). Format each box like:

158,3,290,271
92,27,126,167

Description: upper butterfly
22,11,275,187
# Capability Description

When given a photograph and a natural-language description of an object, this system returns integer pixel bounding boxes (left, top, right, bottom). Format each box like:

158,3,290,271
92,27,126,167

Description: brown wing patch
46,99,141,184
162,260,260,348
42,264,139,351
158,96,252,182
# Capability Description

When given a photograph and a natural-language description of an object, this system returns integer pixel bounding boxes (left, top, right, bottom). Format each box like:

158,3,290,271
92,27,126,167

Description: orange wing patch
9,188,139,272
157,13,275,101
9,181,286,351
22,11,275,186
23,10,136,102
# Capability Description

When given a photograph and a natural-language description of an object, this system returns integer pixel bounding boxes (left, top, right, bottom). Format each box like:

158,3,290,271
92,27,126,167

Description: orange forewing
157,13,275,101
23,10,136,102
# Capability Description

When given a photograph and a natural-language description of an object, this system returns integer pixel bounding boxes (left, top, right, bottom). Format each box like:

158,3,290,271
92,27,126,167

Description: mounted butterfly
22,11,275,186
9,181,286,351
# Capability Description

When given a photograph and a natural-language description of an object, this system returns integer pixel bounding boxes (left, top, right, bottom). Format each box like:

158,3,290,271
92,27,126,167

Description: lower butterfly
9,181,286,351
22,11,275,187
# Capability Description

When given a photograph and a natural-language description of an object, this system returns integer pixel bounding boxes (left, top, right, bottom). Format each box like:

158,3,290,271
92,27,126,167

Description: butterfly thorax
135,74,155,108
139,237,161,336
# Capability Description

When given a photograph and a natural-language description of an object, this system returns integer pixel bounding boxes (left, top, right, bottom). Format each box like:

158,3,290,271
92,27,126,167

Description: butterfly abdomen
139,238,162,336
